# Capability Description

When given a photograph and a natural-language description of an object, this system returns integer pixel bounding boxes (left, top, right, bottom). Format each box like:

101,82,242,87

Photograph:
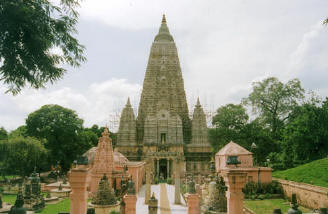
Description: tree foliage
0,136,48,176
210,104,249,151
282,100,328,166
8,125,28,138
26,104,90,172
0,127,7,140
0,0,85,94
209,104,276,164
243,77,305,139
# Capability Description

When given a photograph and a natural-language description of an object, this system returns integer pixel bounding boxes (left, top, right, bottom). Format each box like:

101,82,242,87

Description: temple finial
126,97,131,107
162,14,166,24
196,97,201,106
102,127,110,137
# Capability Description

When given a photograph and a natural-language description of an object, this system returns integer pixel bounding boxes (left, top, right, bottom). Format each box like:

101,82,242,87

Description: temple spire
126,97,131,107
162,14,166,24
155,14,173,42
196,97,201,107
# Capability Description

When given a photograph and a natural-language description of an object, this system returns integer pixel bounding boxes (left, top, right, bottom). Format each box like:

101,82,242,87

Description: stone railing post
69,165,89,214
174,159,181,204
145,162,151,204
123,194,137,214
222,170,247,214
185,193,200,214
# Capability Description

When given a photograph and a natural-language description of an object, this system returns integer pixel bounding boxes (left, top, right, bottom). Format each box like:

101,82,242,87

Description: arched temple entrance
154,158,172,180
159,159,167,179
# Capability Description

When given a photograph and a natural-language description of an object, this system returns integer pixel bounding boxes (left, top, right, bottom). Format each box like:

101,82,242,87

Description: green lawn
39,198,70,214
273,158,328,188
1,194,17,205
244,199,312,213
1,194,70,213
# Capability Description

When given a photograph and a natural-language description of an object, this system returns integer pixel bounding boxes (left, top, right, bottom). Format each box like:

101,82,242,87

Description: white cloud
0,79,141,131
288,22,328,94
1,0,328,130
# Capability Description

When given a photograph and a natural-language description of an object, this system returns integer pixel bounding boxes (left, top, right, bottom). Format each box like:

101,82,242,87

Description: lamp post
251,142,257,166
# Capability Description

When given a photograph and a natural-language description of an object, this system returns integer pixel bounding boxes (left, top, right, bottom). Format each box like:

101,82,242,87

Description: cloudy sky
1,0,328,131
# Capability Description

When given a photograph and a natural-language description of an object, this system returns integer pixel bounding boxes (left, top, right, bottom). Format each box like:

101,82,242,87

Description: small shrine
9,184,26,214
92,174,120,214
205,175,227,213
215,141,272,183
23,169,45,211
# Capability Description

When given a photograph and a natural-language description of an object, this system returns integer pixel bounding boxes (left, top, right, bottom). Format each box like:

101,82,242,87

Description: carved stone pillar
69,165,89,214
174,159,181,204
124,194,137,214
185,193,200,214
156,159,159,179
145,162,151,204
222,170,247,214
167,159,170,178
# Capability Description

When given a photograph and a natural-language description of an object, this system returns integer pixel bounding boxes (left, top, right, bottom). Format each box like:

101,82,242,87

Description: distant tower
136,14,191,144
117,98,137,146
191,98,209,145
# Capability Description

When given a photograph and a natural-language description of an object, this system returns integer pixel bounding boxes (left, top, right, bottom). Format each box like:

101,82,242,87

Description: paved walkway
136,183,187,214
160,183,172,214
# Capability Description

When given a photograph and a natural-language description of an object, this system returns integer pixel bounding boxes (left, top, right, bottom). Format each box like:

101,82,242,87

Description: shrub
243,181,283,199
167,178,173,184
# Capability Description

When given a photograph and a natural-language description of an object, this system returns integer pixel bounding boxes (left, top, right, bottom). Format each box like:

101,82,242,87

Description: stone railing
274,178,328,209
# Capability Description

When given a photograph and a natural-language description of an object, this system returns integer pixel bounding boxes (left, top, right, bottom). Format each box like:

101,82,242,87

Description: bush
167,178,173,184
243,181,283,199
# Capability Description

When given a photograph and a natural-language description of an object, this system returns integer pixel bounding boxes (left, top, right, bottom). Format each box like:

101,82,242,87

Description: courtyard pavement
136,183,187,214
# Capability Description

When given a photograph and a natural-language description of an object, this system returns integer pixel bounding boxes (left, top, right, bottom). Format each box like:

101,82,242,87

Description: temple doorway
159,159,168,179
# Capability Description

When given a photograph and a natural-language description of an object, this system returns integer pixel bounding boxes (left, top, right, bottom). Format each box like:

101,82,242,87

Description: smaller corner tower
117,98,137,146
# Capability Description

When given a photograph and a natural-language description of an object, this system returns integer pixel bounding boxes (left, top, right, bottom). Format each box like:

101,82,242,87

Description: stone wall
274,178,328,209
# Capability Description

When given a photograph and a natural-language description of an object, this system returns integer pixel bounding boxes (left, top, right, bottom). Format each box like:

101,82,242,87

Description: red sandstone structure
69,164,89,214
83,128,145,194
215,141,272,183
69,128,145,214
185,192,201,214
222,169,247,214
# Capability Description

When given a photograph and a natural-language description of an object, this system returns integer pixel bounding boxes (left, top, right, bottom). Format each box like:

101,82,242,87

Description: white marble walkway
136,183,187,214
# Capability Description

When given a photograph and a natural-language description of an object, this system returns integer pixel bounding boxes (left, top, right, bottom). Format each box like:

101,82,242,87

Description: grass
1,193,17,205
1,194,70,213
0,175,19,180
39,198,70,214
273,158,328,188
244,199,312,213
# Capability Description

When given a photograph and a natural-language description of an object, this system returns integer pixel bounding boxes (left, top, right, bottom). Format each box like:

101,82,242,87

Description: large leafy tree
0,136,48,177
282,100,328,167
209,104,275,164
26,104,90,172
243,77,305,140
210,104,249,152
0,0,85,94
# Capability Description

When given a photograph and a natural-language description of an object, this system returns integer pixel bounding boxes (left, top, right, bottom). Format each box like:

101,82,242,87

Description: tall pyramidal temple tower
117,15,211,178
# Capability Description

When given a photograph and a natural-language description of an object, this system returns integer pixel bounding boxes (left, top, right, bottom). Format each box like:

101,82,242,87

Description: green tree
8,125,28,138
282,100,328,166
84,124,117,147
0,0,85,94
0,127,7,140
243,77,305,140
324,18,328,25
210,104,249,152
26,104,90,172
0,136,48,177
